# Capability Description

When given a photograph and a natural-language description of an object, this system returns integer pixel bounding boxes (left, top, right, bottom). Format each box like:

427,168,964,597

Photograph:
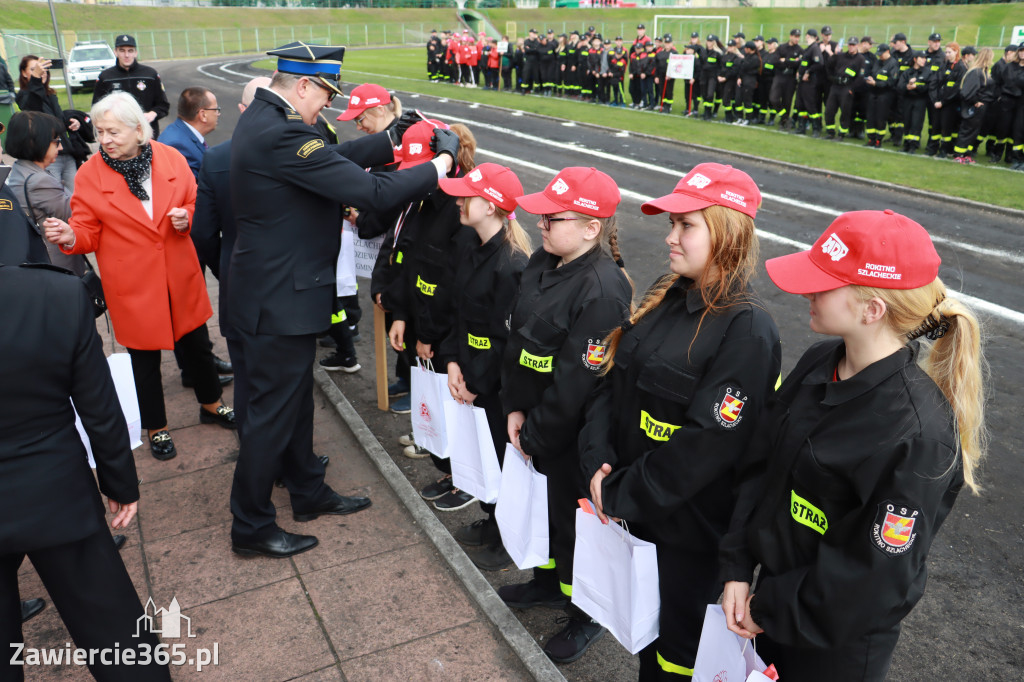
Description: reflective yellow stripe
876,74,889,81
330,310,347,325
657,652,694,677
844,67,856,77
775,373,782,391
416,275,437,296
559,581,573,597
791,490,829,535
396,251,404,264
519,349,553,373
946,81,955,87
640,409,680,442
468,333,491,349
538,558,556,569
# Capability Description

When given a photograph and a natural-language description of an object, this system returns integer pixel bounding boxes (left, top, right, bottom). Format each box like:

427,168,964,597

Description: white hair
91,91,153,145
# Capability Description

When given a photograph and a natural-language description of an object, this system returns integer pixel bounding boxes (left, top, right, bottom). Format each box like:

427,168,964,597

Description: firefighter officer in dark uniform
756,37,775,123
889,32,915,147
92,34,170,138
685,32,705,116
850,36,876,139
865,43,899,148
923,33,947,155
226,43,460,558
823,37,865,140
771,29,802,128
654,34,678,113
795,28,825,136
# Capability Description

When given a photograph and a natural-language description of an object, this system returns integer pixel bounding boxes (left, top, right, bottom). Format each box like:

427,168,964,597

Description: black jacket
935,60,967,103
91,60,170,137
500,246,631,469
191,140,237,338
828,51,865,88
16,76,75,160
719,340,962,659
959,68,998,106
0,184,50,265
438,230,528,398
738,52,761,88
797,43,825,84
579,278,780,548
898,65,931,100
0,263,139,553
775,42,803,77
227,88,437,336
702,48,723,79
869,56,899,92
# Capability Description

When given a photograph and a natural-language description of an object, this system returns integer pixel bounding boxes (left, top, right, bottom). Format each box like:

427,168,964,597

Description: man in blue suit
159,86,220,180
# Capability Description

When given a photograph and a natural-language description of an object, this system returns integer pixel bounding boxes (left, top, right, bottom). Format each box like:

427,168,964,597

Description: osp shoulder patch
871,501,920,556
582,338,606,370
297,138,325,159
712,387,747,429
0,199,13,211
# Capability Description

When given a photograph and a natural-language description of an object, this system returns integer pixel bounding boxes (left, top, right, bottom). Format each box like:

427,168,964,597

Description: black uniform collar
117,60,140,74
254,87,301,118
472,228,504,262
666,276,708,314
538,245,601,289
804,340,917,406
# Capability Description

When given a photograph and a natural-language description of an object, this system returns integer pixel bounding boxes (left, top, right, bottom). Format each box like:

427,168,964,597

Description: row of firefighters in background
426,27,1024,166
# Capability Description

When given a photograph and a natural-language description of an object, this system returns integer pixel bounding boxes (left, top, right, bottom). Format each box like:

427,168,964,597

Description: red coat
66,141,209,350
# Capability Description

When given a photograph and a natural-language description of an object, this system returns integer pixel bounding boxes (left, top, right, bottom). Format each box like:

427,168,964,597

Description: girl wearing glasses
719,210,984,681
498,167,633,664
580,163,781,679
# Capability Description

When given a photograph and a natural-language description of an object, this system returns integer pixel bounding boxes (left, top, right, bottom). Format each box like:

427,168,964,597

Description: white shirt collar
259,86,300,114
182,119,204,145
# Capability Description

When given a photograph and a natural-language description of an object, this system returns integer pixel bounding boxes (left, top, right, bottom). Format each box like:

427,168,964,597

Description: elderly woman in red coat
44,92,234,462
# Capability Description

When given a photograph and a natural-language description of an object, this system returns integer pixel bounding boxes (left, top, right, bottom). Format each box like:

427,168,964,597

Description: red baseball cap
516,167,620,218
439,162,523,212
396,119,449,169
336,83,391,121
766,209,941,294
641,163,761,218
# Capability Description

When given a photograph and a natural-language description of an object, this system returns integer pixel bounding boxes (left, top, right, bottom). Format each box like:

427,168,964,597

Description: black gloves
386,110,421,147
430,128,460,162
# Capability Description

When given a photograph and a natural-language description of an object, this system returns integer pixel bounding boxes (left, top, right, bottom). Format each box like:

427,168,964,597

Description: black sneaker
543,615,606,663
498,579,568,610
469,542,512,571
320,353,361,373
420,475,453,501
433,488,475,512
454,518,500,547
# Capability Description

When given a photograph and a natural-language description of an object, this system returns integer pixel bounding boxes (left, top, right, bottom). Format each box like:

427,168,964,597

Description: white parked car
66,41,115,92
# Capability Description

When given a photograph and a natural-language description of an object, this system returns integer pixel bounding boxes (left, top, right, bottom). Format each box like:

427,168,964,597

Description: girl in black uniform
434,163,532,570
580,164,781,681
499,167,633,664
719,210,985,682
701,36,725,119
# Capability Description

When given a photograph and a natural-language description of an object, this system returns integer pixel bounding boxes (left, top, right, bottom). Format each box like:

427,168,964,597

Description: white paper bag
693,605,768,682
495,444,549,569
571,508,660,654
75,353,143,469
443,400,501,504
335,221,358,297
410,360,447,457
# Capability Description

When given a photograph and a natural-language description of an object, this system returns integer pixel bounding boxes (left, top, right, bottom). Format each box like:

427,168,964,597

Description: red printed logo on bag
871,502,919,556
419,402,432,423
713,672,728,682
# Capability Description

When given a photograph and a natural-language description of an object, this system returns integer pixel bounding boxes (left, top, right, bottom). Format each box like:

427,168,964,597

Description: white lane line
478,147,1024,327
436,111,1024,267
197,61,241,84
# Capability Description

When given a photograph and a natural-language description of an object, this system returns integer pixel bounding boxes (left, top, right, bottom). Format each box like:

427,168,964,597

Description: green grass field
256,47,1021,211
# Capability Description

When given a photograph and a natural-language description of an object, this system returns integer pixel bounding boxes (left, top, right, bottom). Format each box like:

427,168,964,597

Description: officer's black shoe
200,404,237,429
232,528,319,558
826,132,836,140
21,598,46,623
113,534,127,550
293,491,372,521
455,517,501,547
499,579,568,610
469,541,513,571
182,374,234,388
213,355,233,374
543,615,606,664
150,430,177,461
936,151,948,159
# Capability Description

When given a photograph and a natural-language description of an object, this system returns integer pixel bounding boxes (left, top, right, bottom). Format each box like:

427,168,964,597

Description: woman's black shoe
200,405,237,429
150,430,177,460
213,355,233,374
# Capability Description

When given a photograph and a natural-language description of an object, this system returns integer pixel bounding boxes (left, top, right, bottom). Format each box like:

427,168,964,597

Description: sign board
353,235,383,279
497,40,509,54
667,53,695,80
1012,25,1024,45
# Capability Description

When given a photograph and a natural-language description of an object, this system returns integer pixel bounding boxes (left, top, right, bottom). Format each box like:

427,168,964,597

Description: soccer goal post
653,15,731,44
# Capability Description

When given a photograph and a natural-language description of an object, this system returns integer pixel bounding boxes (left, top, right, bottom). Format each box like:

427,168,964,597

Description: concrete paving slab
137,462,236,541
132,421,239,484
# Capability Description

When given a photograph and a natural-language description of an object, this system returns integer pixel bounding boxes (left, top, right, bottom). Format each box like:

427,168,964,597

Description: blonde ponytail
856,278,987,494
495,207,532,257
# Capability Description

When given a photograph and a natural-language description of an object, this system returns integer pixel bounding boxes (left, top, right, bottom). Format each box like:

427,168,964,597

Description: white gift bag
571,507,660,654
335,221,358,297
693,605,770,682
495,444,549,569
75,353,143,469
443,400,501,504
410,360,448,457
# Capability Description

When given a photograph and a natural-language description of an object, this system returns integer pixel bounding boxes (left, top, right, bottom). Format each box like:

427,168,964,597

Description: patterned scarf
100,143,153,200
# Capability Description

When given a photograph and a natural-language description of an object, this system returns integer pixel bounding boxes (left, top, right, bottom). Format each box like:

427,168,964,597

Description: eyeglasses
354,113,367,126
202,107,222,114
311,80,337,104
540,215,580,230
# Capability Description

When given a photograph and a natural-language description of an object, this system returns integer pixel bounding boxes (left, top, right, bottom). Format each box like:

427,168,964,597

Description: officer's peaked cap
268,42,346,96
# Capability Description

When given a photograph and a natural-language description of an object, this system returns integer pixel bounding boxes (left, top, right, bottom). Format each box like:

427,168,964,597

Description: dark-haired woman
16,55,80,191
5,111,86,274
580,163,781,680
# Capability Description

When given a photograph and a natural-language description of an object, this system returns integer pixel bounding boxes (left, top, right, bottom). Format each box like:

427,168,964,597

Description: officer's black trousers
770,75,796,122
522,59,540,90
1,531,171,681
501,67,512,90
630,75,643,106
796,80,820,120
660,78,675,108
736,83,756,120
866,91,893,139
127,322,222,430
925,102,943,152
701,76,719,115
937,104,961,153
637,545,721,680
721,80,738,119
990,95,1020,159
902,97,928,147
230,330,332,542
540,60,557,89
954,106,984,157
824,85,854,134
889,93,905,141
